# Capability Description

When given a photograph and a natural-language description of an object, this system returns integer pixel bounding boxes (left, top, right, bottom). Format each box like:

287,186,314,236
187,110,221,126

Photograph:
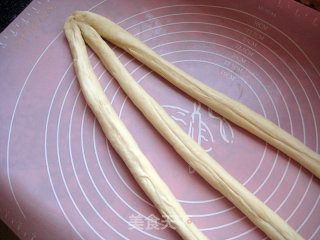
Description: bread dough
64,12,306,240
72,11,320,179
64,17,208,240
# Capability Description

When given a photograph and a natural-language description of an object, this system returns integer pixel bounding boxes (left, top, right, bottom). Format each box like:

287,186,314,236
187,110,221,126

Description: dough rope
64,17,208,240
72,11,320,179
62,11,313,240
71,15,304,240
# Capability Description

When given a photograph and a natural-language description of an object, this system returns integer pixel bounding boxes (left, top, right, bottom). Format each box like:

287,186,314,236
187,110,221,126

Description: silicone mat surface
1,0,320,239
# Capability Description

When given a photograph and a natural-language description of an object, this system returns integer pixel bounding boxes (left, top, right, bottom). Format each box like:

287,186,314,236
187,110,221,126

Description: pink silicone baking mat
1,0,320,239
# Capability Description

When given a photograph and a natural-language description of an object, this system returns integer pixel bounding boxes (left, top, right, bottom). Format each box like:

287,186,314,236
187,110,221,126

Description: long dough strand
75,20,304,240
63,17,208,240
72,11,320,179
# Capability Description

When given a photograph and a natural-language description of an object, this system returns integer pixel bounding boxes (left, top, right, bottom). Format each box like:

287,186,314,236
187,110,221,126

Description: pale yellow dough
64,17,208,240
62,10,315,240
72,11,320,179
